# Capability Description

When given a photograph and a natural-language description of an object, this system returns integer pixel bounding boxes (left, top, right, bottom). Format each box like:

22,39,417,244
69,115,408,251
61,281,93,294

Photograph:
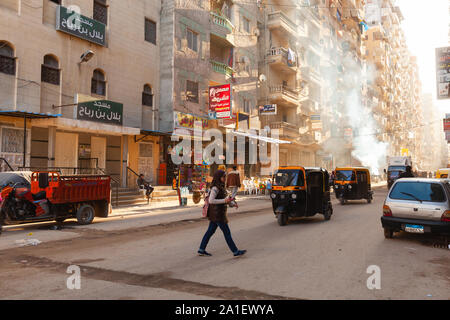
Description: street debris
15,239,42,247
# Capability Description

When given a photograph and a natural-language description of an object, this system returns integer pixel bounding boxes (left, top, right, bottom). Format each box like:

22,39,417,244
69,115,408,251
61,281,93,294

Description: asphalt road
0,188,449,300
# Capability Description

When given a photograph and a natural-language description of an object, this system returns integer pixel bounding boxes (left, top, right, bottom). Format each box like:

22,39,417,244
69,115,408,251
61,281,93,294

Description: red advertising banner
444,118,450,131
209,84,232,119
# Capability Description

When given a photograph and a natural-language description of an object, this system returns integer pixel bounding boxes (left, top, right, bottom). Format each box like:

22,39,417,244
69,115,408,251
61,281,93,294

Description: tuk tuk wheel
76,204,95,225
383,228,394,239
277,214,288,226
367,197,372,204
339,198,345,205
323,204,332,221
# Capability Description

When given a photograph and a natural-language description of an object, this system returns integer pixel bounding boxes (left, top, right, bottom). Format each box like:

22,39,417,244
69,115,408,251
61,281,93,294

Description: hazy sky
397,0,449,115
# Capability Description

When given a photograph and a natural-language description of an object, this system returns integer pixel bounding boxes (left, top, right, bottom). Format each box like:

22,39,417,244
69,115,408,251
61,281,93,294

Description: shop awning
0,111,62,168
0,110,61,119
140,129,171,137
231,130,292,145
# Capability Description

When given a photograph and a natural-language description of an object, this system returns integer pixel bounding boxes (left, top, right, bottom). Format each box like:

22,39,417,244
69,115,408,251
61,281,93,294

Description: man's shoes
233,250,247,257
198,250,212,256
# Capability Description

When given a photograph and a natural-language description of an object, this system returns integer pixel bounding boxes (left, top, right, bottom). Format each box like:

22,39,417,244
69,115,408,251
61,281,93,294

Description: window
0,42,15,76
49,0,61,4
145,19,157,44
139,143,153,158
242,17,250,33
389,182,446,203
142,85,153,107
186,80,199,103
93,0,107,25
91,69,106,96
2,128,24,153
187,29,198,52
41,55,60,85
243,99,250,114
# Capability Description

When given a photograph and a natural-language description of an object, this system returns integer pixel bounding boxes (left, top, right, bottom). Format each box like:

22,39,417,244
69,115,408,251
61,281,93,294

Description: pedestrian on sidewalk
226,166,240,209
198,170,246,257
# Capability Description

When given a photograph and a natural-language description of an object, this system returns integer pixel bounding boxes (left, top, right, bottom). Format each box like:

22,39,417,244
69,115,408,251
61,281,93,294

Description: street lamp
79,50,95,64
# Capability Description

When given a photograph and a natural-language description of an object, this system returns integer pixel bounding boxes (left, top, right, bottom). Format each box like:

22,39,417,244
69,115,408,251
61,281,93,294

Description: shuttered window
91,69,106,96
186,80,199,103
145,19,157,44
0,42,15,76
93,0,107,25
41,55,60,85
142,85,153,107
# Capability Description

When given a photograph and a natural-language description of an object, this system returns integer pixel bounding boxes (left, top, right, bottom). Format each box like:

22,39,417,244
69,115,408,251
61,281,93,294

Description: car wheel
383,228,394,239
76,204,95,225
277,214,288,226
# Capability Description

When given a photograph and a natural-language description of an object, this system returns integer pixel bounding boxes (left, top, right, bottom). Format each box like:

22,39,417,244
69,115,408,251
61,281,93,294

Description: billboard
436,47,450,100
259,104,277,116
209,84,232,119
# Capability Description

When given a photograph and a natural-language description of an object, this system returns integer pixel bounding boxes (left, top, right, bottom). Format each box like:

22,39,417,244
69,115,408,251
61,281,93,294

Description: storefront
0,111,61,171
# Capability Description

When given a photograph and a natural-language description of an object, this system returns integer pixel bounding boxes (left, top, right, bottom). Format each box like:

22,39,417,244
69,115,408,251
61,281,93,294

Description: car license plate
404,224,424,234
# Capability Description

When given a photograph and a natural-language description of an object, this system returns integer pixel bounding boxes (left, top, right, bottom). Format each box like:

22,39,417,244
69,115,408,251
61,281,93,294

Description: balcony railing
269,122,300,138
210,60,234,77
210,12,234,33
266,47,298,68
269,85,299,100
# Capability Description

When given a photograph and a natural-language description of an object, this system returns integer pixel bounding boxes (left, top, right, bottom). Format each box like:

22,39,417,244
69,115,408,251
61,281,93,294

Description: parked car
381,178,450,238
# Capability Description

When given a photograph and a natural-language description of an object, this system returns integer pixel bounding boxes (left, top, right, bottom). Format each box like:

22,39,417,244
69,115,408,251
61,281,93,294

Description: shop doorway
91,136,106,170
138,142,154,183
55,132,78,170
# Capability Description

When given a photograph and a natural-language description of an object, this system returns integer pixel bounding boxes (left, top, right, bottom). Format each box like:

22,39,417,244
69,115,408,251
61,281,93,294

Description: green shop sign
56,5,106,46
77,100,123,126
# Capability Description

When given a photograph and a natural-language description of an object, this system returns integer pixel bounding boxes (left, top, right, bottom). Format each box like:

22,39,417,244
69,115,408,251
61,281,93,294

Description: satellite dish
259,74,267,82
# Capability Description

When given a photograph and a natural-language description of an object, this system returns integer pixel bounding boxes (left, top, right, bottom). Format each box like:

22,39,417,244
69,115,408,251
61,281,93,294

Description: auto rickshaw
333,167,373,205
436,168,450,179
270,167,333,226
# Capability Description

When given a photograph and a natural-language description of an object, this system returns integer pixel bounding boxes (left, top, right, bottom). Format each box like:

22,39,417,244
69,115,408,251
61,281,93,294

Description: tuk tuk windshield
336,170,355,181
273,170,304,187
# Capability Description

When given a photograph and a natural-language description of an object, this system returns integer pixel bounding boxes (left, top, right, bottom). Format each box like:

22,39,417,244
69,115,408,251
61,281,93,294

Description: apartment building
0,0,161,186
159,0,262,181
364,0,425,169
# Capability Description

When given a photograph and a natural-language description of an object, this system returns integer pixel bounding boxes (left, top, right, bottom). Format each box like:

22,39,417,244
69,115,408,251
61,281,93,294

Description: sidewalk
110,194,271,218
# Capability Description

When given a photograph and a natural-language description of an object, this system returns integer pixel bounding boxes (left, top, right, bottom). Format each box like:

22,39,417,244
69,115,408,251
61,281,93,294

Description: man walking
226,166,241,208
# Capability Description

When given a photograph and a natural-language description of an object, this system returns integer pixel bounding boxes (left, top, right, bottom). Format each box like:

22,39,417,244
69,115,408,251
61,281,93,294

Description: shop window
93,0,108,25
139,143,153,158
186,80,199,103
2,128,24,153
91,69,106,96
187,29,198,52
0,42,15,76
142,84,153,107
145,19,157,44
41,55,60,85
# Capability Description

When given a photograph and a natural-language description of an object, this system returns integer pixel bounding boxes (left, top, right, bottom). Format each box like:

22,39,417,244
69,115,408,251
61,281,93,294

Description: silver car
381,178,450,238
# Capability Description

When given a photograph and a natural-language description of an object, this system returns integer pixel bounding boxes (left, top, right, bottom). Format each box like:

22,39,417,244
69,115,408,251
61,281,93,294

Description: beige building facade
0,0,160,185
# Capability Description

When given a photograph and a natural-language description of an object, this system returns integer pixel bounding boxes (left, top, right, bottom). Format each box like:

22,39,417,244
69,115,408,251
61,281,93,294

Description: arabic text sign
259,104,277,116
56,5,106,46
77,100,123,125
436,47,450,100
209,84,232,119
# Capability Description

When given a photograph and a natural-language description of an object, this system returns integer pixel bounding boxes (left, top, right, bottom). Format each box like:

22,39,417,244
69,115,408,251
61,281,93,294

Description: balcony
210,60,234,77
301,66,321,84
268,11,298,38
269,121,300,139
210,12,234,34
266,47,297,73
268,85,299,107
